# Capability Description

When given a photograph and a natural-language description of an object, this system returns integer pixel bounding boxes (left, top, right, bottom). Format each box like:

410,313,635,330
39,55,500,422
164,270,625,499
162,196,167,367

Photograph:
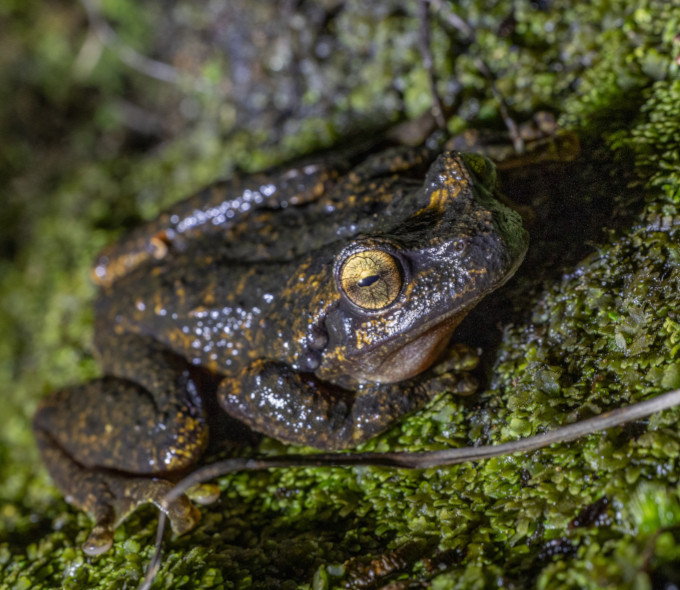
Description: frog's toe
423,343,479,397
164,492,202,535
424,371,478,398
451,372,478,396
78,501,118,556
432,343,480,375
79,482,202,553
187,483,221,506
107,477,202,536
82,523,115,556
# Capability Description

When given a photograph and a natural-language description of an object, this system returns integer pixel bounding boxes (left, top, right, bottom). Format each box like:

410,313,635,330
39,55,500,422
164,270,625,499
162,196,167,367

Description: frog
33,144,528,556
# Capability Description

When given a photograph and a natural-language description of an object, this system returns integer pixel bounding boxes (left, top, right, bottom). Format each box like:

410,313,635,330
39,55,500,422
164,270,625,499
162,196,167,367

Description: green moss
3,0,680,589
610,79,680,204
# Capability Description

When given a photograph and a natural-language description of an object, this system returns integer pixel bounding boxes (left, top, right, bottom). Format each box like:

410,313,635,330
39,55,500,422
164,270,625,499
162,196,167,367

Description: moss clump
611,79,680,206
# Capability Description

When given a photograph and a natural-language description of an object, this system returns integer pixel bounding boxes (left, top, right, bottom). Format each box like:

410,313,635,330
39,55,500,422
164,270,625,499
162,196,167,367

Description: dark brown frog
33,146,528,555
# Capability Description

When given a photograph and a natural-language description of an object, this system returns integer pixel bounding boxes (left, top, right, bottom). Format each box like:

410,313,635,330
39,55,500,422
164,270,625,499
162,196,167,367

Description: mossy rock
2,1,680,589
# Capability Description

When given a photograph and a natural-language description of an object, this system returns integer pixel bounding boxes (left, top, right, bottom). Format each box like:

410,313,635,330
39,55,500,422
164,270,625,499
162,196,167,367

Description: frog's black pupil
358,274,380,288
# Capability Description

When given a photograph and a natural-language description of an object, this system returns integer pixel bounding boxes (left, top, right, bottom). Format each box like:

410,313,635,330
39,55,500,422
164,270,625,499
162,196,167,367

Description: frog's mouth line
366,316,463,383
358,252,527,384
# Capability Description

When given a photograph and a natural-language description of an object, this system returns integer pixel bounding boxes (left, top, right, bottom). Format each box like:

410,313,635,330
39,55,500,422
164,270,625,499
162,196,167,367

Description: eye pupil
358,274,380,287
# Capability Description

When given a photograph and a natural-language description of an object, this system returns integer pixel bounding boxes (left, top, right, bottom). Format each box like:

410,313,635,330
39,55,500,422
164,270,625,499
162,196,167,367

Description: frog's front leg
217,350,477,450
33,334,210,555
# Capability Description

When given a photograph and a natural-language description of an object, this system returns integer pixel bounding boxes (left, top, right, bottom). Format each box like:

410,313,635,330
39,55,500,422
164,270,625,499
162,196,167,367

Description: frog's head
319,151,528,384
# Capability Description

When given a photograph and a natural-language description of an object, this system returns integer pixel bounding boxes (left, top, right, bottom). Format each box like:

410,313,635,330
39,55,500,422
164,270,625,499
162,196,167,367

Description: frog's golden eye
339,249,403,310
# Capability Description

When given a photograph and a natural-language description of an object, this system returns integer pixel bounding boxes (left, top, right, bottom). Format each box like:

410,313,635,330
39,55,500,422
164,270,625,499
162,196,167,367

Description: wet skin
33,146,528,555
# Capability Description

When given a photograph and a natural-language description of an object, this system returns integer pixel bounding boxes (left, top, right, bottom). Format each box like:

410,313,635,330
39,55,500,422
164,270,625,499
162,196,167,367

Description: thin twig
427,0,474,39
139,387,680,588
427,0,525,152
79,0,211,92
418,0,446,129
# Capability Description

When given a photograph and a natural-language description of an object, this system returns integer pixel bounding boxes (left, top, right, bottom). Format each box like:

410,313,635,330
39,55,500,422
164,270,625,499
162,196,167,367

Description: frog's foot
84,479,220,555
187,483,221,505
34,428,202,556
82,475,203,557
409,343,479,397
432,342,480,375
81,502,117,556
424,369,478,397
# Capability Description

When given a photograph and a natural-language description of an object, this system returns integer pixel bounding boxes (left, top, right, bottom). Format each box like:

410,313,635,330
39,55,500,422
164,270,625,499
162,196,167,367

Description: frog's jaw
332,238,526,385
360,315,464,383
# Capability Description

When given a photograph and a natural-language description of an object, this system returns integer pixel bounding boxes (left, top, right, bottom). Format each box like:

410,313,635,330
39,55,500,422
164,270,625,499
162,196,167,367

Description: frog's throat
361,317,463,383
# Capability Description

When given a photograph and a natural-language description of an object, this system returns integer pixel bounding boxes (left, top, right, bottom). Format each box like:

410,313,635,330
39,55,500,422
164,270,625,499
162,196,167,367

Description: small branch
427,0,525,152
418,0,446,129
78,0,211,92
427,0,474,39
138,387,680,589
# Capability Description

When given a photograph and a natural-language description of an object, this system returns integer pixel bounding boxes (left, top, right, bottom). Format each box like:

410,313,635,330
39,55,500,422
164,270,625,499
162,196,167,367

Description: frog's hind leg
33,335,210,555
34,418,200,555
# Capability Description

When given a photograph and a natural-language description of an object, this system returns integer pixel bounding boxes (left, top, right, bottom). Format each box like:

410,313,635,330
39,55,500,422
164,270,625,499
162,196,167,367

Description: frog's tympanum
33,147,528,555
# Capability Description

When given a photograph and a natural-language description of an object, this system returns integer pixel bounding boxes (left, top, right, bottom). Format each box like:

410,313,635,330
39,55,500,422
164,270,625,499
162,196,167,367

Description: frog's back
92,146,434,286
95,245,295,374
93,145,491,376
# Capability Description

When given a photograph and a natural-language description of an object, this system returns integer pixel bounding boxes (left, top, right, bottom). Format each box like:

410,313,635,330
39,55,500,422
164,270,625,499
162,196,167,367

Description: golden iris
339,250,402,310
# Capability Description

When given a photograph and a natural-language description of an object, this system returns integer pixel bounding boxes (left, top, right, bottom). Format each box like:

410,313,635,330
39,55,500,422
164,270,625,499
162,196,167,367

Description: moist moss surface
2,1,680,589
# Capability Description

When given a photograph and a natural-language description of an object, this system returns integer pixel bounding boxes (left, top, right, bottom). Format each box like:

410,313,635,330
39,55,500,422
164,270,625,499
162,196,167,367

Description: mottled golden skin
33,146,528,555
